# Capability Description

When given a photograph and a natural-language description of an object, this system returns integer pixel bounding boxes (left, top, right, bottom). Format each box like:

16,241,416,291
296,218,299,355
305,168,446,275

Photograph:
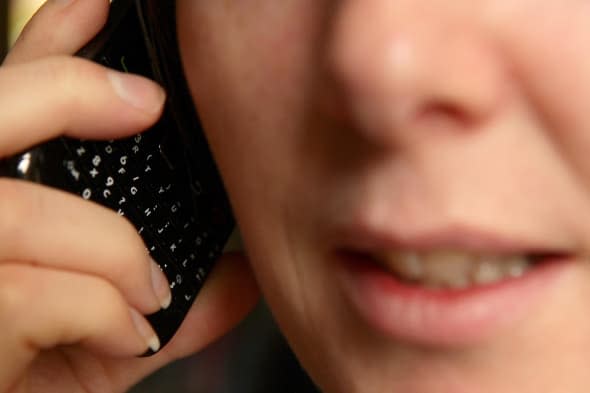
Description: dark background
129,302,320,393
1,0,8,61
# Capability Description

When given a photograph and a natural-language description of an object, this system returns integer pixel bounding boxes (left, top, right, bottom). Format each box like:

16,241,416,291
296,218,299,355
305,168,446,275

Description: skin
176,1,590,392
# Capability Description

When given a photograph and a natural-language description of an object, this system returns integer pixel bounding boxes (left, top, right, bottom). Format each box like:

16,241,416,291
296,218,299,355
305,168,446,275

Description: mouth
334,241,576,346
372,250,561,289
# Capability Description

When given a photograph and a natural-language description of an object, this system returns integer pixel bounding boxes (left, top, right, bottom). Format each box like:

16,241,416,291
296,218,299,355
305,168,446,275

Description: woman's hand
0,1,259,392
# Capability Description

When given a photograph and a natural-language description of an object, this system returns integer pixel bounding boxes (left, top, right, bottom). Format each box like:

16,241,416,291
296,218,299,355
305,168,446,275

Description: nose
326,0,508,147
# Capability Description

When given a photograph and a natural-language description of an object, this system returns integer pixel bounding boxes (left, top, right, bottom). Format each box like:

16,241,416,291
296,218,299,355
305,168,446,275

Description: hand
0,1,259,392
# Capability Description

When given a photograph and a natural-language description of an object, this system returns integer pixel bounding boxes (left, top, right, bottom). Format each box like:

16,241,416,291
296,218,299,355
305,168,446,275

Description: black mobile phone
0,0,235,352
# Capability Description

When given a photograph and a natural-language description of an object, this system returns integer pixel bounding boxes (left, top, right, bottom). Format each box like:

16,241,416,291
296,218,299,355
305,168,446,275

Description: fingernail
129,308,160,353
150,258,172,309
108,71,166,114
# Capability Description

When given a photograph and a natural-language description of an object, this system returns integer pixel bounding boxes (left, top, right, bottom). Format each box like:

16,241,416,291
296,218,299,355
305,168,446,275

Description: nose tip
326,1,508,146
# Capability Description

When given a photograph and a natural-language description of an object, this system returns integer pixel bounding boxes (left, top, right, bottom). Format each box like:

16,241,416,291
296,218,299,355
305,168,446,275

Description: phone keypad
49,123,234,347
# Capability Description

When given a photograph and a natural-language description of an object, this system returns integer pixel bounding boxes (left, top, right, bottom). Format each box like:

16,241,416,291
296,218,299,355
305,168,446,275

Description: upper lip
331,222,572,256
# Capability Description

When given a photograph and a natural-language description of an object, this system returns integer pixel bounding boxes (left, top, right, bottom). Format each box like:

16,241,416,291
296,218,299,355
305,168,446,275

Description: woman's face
177,1,590,392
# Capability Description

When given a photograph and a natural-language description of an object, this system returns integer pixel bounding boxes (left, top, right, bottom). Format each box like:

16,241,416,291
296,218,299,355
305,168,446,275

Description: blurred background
6,0,43,46
1,1,320,392
129,303,319,393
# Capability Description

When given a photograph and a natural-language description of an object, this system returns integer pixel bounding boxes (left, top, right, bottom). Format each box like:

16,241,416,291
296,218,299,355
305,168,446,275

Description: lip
335,251,573,346
331,223,567,255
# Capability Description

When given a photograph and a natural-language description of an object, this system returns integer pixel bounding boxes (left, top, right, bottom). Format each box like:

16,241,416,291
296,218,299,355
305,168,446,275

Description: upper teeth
375,250,533,289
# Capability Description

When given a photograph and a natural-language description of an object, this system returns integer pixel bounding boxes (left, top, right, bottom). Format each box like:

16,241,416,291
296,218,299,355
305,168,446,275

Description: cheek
176,1,348,361
176,1,327,217
177,3,287,202
491,2,590,185
176,1,326,286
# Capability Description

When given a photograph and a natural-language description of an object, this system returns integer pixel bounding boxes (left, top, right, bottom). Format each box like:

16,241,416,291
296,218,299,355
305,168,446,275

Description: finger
4,0,110,65
104,252,260,392
0,56,165,156
0,264,158,392
0,179,171,315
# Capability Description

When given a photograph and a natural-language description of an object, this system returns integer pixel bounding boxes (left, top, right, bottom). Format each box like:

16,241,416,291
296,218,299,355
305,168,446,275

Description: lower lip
336,252,573,346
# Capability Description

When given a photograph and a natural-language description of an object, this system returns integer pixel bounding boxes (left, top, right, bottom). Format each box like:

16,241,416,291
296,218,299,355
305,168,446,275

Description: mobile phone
0,0,235,353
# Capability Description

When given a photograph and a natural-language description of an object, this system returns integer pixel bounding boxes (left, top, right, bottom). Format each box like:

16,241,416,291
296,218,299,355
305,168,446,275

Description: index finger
0,56,165,157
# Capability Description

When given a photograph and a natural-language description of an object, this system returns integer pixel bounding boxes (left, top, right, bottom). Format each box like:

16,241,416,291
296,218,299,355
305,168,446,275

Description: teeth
473,257,505,285
504,255,530,278
394,252,424,281
376,250,534,289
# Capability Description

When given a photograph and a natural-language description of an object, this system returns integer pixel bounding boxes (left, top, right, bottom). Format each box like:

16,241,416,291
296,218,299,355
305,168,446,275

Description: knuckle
36,56,105,116
42,56,100,98
0,266,36,318
0,180,39,253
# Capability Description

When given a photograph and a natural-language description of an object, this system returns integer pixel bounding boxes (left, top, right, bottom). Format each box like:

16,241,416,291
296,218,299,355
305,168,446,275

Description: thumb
103,252,260,391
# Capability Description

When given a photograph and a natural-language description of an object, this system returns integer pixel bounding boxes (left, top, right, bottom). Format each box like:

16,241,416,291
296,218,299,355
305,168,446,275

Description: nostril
416,101,473,128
